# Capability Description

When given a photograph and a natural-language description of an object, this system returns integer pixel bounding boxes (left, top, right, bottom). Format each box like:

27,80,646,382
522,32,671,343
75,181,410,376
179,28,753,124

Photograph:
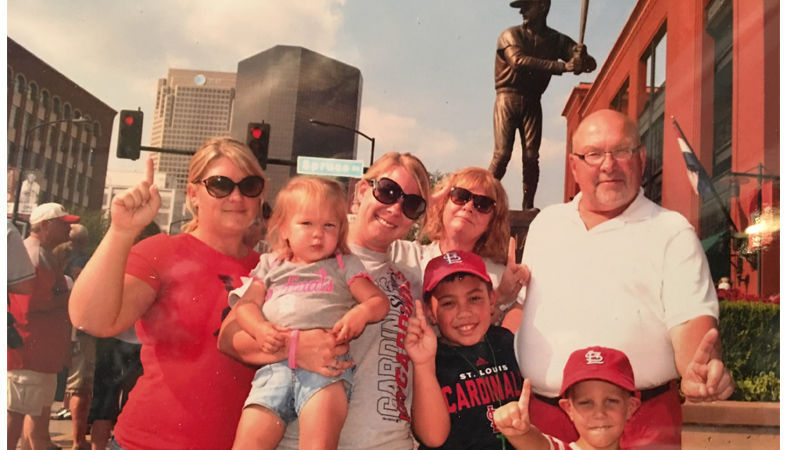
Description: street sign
296,156,363,178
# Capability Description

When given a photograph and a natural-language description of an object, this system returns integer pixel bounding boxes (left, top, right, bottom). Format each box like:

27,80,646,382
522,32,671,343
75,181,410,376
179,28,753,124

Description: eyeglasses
449,187,496,214
368,178,427,220
572,146,641,166
196,175,265,198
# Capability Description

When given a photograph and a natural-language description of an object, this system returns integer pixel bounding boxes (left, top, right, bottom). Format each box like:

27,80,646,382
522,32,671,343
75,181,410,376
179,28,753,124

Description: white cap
29,203,80,225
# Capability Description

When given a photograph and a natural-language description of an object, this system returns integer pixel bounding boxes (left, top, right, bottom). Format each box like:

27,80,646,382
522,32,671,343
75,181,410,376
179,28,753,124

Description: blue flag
672,118,714,197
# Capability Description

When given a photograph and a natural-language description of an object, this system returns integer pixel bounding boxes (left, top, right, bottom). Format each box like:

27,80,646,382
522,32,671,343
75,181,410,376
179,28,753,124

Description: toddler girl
229,176,389,449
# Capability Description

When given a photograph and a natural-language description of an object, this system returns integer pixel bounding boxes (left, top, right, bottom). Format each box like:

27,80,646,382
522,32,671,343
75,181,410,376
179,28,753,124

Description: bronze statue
490,0,596,209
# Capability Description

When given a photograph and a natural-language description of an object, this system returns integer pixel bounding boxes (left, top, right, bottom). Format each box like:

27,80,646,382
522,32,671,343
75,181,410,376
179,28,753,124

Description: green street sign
296,156,364,178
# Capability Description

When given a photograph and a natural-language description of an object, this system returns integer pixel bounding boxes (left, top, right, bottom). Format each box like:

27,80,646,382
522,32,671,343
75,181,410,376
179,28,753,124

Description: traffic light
247,122,270,169
116,110,144,160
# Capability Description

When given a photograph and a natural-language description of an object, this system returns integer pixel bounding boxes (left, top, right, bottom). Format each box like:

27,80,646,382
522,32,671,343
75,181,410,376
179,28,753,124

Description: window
701,0,734,282
707,0,733,178
16,75,25,94
53,97,61,119
41,90,50,110
28,83,39,102
9,105,19,131
64,103,72,121
610,79,629,114
638,24,667,204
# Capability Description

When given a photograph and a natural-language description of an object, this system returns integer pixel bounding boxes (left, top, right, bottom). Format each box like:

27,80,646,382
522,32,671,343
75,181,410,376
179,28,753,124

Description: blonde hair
182,137,265,233
267,176,351,260
423,167,510,264
362,152,431,226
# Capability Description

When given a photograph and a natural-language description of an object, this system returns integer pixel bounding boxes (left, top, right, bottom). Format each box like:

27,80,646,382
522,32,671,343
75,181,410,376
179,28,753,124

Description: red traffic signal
116,110,144,160
247,122,270,169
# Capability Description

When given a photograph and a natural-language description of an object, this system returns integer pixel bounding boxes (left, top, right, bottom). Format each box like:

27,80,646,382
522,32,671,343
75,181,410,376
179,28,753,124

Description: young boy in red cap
406,250,524,449
493,346,642,450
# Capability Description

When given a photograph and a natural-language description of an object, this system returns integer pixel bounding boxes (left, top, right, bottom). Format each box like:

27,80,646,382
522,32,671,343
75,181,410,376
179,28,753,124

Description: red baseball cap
423,250,492,295
559,346,636,397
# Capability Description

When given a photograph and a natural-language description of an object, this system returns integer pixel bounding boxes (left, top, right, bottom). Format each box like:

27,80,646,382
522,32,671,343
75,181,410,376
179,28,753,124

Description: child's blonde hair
267,176,351,260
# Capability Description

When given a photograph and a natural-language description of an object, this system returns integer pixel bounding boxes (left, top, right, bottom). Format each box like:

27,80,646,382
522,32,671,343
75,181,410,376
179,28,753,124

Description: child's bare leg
298,381,348,450
232,405,286,450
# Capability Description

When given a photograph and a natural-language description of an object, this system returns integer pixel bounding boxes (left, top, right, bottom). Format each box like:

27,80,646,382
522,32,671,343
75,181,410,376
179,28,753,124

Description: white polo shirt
515,190,718,397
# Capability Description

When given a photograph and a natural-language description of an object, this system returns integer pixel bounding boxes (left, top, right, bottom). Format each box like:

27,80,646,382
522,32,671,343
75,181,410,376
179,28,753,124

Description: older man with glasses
8,203,80,450
514,109,734,449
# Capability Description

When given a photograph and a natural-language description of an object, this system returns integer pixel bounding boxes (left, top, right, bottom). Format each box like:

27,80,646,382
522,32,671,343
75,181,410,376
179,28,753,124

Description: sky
9,0,636,208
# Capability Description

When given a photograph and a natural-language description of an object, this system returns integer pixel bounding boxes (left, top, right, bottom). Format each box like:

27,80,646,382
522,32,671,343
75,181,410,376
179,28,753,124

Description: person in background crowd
7,220,35,349
52,224,94,450
8,203,79,450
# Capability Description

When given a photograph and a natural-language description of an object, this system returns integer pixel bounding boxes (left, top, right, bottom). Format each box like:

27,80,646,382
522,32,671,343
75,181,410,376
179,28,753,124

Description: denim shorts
244,359,354,424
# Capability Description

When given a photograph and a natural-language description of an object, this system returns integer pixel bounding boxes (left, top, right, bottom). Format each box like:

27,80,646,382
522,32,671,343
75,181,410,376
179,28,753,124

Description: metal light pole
309,118,376,166
12,117,91,222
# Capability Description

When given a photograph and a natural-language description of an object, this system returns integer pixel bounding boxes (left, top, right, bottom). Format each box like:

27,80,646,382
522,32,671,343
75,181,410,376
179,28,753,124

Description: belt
534,381,672,406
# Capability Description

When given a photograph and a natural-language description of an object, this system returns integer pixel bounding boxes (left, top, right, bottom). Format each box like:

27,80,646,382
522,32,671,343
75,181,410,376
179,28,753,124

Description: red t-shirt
114,233,258,450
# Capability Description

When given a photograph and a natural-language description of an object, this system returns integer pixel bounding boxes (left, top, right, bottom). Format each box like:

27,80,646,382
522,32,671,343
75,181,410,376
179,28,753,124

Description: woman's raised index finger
507,236,518,268
145,156,155,185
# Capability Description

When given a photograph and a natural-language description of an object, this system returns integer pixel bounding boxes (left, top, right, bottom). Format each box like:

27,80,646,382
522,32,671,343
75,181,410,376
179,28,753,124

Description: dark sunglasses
368,178,427,220
196,175,265,198
449,187,496,214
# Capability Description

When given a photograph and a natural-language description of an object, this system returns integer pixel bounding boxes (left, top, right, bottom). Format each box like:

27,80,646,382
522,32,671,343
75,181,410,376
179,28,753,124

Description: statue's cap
509,0,546,8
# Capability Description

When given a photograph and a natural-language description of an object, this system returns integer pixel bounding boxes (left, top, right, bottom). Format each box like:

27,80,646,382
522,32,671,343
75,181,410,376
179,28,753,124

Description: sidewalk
15,402,105,450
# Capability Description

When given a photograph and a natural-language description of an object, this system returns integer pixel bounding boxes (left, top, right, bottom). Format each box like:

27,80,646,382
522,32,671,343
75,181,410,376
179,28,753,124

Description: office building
149,68,237,190
232,45,362,202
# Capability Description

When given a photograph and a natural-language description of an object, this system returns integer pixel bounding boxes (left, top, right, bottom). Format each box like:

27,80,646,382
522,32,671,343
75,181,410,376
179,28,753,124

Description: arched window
28,82,39,102
64,103,72,121
52,97,62,119
73,109,83,122
40,90,50,110
16,75,25,94
93,122,101,138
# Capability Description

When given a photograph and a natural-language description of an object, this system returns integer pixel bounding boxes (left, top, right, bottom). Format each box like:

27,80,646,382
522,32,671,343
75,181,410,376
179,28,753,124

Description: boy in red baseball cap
493,346,641,450
406,250,524,449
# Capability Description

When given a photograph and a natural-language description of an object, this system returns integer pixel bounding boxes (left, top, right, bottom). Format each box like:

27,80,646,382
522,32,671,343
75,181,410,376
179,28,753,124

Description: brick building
7,37,115,216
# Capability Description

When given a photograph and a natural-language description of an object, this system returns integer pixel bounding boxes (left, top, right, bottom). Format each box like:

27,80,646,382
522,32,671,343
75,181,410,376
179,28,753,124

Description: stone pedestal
682,401,780,449
509,209,540,263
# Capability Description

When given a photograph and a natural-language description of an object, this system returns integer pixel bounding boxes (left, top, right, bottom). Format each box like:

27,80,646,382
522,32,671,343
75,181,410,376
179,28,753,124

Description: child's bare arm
407,300,450,447
332,276,390,342
493,379,550,449
233,281,288,353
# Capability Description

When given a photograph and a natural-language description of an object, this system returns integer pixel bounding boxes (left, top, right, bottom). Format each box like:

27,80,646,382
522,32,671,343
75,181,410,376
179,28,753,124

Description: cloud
358,106,460,169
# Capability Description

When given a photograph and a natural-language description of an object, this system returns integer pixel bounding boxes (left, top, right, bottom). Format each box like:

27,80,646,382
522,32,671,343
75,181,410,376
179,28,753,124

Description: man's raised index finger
691,328,719,366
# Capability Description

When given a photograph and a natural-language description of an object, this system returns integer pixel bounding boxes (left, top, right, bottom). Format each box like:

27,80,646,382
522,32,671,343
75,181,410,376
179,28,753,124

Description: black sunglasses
449,187,496,214
196,175,265,198
368,178,427,220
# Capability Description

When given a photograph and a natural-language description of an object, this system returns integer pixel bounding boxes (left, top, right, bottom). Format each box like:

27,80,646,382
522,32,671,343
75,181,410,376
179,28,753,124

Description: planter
682,401,779,449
